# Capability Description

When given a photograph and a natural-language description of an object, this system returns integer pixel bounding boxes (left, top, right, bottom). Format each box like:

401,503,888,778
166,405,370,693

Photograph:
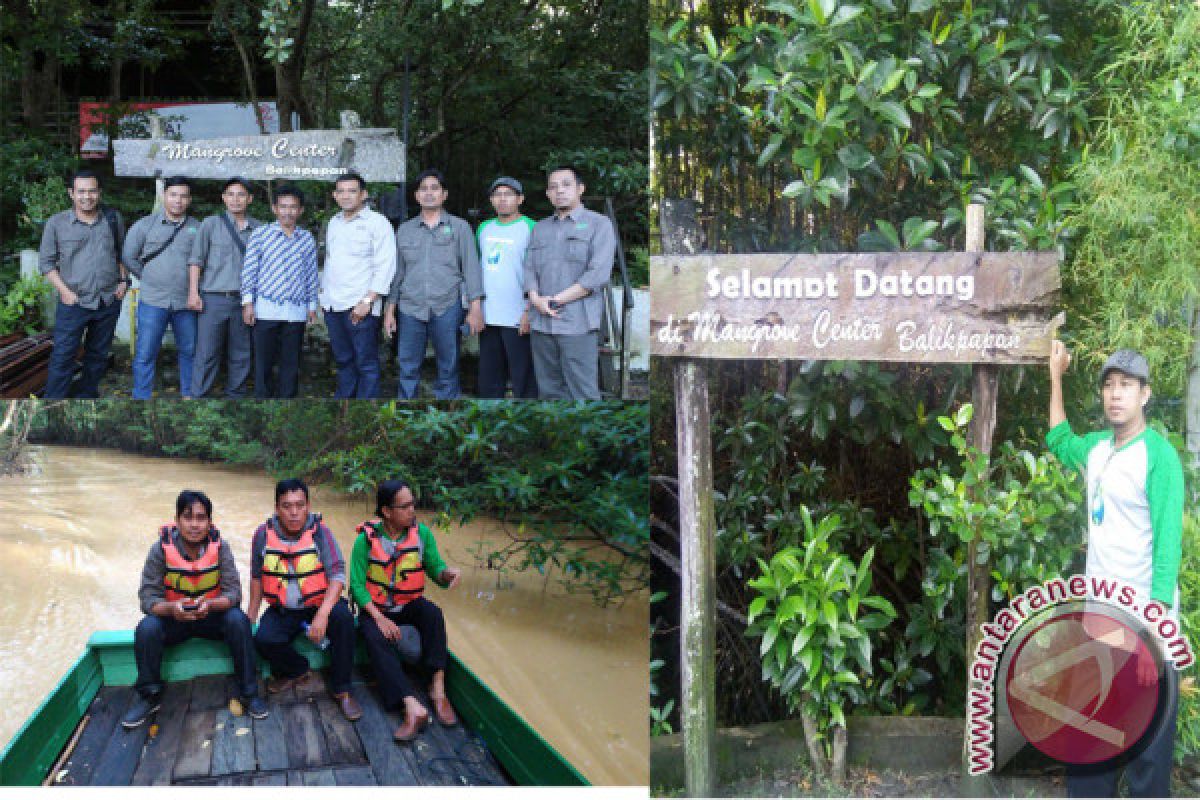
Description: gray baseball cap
489,177,523,194
1099,349,1150,385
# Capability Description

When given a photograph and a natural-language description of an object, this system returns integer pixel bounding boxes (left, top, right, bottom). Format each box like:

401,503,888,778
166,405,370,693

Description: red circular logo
1005,610,1160,764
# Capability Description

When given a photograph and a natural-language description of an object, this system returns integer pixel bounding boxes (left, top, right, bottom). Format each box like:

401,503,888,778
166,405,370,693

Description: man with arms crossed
1047,340,1184,798
38,169,128,398
188,177,262,398
525,166,615,400
321,173,396,398
123,176,201,399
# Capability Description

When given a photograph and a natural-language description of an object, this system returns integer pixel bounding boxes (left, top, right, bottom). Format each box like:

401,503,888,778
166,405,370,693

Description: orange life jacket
160,524,223,602
359,519,425,608
259,518,330,608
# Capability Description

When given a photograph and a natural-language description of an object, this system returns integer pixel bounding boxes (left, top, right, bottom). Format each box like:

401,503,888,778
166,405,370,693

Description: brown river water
0,445,648,785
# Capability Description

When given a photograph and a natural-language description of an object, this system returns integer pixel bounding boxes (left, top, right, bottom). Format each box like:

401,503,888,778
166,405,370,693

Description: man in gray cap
1046,339,1183,798
475,177,537,398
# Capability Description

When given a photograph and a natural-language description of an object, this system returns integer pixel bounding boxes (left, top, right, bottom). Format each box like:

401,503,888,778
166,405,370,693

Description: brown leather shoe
392,707,430,742
267,670,311,694
334,691,363,721
432,694,457,727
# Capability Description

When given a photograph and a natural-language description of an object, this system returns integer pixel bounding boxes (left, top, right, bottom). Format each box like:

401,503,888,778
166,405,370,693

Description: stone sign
114,128,405,182
651,251,1061,363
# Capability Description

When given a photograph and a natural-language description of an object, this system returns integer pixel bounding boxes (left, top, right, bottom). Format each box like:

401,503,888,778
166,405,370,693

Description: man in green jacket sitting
349,479,462,742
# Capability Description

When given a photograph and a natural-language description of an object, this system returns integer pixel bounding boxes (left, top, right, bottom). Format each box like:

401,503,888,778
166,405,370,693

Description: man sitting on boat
247,478,362,721
349,479,462,742
124,490,267,728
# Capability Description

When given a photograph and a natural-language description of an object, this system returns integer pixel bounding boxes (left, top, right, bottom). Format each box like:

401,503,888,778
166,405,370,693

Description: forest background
0,0,650,335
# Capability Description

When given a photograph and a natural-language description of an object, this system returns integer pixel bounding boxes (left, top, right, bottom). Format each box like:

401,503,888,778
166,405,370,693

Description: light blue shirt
477,215,534,328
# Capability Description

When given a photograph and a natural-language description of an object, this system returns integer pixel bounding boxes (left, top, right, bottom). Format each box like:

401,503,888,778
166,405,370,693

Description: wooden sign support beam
962,203,995,796
662,199,717,798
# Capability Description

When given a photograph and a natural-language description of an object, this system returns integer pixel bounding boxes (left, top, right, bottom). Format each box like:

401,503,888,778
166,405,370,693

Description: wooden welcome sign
114,128,405,183
651,251,1062,363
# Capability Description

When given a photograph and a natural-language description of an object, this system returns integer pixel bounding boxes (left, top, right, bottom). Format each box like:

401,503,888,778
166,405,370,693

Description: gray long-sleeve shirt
188,213,263,293
525,206,615,335
38,209,126,309
388,211,482,321
138,530,243,615
250,514,346,609
123,212,201,310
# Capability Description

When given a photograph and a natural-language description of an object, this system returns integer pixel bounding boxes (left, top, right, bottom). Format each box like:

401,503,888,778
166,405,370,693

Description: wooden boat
0,630,588,786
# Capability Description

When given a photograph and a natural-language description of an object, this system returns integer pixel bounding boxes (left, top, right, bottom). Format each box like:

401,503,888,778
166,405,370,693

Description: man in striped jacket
241,185,319,398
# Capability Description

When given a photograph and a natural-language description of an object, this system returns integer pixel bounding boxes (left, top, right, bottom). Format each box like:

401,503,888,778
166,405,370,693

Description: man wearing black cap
1046,339,1184,797
188,178,263,397
476,177,538,398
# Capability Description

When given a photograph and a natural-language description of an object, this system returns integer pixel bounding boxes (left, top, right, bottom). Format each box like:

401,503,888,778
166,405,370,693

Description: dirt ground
657,763,1198,798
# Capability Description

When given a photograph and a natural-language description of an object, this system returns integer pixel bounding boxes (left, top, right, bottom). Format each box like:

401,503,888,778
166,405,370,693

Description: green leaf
1019,165,1045,192
874,100,912,129
748,595,768,624
792,624,817,656
758,134,784,167
829,4,864,26
823,599,838,628
837,143,874,171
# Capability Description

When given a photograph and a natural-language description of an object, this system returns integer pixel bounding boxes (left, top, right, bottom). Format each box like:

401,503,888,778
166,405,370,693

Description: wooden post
676,360,717,798
962,203,995,795
661,198,717,797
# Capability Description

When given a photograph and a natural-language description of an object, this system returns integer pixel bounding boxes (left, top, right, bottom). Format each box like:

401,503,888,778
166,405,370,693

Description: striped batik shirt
241,222,319,322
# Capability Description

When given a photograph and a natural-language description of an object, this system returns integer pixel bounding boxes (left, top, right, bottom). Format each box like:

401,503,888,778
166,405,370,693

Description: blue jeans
396,304,462,399
44,299,121,399
133,302,197,399
325,309,381,399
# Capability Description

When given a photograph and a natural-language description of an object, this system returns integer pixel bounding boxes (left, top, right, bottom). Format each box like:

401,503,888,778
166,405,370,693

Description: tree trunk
274,0,318,131
799,710,829,778
830,725,848,786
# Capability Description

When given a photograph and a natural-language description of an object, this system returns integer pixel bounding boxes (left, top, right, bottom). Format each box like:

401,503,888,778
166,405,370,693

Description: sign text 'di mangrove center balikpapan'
114,128,405,183
650,251,1062,363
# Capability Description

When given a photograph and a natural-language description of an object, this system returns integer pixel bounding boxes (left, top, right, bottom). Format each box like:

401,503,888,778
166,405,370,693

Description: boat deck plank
251,701,290,772
314,693,368,765
280,701,330,769
189,675,232,711
54,669,510,786
172,709,216,780
90,689,150,785
210,708,257,776
59,686,127,786
131,680,193,785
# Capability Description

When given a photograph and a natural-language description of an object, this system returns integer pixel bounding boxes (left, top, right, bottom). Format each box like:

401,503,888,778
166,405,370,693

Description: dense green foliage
746,508,895,752
32,400,648,605
650,2,1200,762
1,0,647,270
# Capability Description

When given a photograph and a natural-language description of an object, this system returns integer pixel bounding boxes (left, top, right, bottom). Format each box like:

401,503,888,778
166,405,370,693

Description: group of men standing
37,166,616,400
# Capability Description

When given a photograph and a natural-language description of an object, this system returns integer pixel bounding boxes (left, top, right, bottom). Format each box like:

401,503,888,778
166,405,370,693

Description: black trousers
252,318,305,398
477,324,538,398
359,597,449,709
253,599,355,694
1066,666,1179,797
134,608,258,699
